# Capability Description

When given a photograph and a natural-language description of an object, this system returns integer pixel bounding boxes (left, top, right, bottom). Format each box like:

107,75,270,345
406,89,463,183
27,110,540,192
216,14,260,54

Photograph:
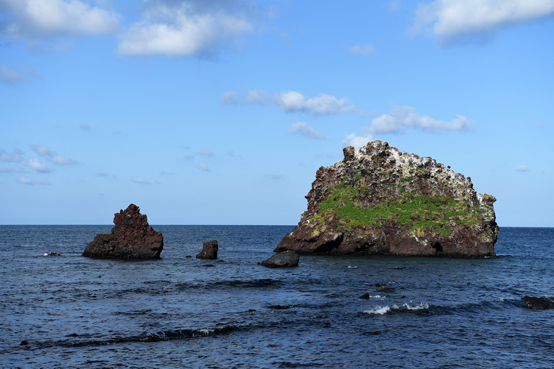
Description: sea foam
363,303,430,315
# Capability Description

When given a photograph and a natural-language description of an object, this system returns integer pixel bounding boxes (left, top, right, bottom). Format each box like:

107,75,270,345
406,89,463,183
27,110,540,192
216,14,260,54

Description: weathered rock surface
82,204,163,259
261,250,300,268
276,140,498,258
196,240,218,259
522,296,554,309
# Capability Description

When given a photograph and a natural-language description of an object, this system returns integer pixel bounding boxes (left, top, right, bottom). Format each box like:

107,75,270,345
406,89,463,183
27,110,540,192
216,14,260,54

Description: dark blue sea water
1,226,553,368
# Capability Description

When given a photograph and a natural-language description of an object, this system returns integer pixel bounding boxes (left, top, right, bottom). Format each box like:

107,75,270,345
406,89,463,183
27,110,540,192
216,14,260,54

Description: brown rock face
196,240,218,259
82,204,164,259
276,140,498,258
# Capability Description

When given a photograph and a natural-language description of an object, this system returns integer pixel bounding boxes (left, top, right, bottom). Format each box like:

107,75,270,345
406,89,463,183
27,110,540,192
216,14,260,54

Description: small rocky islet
82,204,164,259
276,140,499,258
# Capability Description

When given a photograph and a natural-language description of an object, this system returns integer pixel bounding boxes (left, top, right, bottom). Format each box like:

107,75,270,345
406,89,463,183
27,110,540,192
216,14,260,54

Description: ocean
1,226,553,368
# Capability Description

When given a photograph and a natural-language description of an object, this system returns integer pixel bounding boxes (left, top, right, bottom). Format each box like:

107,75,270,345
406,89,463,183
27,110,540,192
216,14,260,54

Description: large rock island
83,204,164,259
276,141,498,258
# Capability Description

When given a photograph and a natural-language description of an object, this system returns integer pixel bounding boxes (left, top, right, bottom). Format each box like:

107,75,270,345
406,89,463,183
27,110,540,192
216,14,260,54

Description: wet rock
82,204,163,259
268,305,291,310
362,331,381,336
522,296,554,309
196,240,218,259
416,310,434,316
185,255,192,258
359,293,370,299
275,140,498,258
378,287,396,293
260,250,299,268
20,340,28,345
43,252,61,256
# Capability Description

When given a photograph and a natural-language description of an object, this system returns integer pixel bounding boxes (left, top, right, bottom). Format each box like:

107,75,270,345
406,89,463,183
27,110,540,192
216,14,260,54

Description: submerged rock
522,296,554,309
276,140,498,258
196,240,218,259
416,310,434,316
268,305,291,310
261,250,300,268
82,204,163,259
44,252,61,256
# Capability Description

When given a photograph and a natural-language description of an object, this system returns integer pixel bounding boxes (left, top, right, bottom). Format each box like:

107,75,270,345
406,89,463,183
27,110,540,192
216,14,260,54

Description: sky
1,0,553,226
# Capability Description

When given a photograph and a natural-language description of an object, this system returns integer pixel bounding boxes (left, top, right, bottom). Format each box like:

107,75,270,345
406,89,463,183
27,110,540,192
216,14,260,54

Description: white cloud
117,3,253,57
0,0,120,40
196,162,209,171
516,165,530,172
50,155,79,165
289,122,326,139
0,165,24,173
277,91,356,115
198,149,214,156
16,176,32,185
16,176,50,185
0,148,24,162
0,64,20,84
220,89,269,105
131,177,150,184
31,144,54,156
344,106,471,148
350,44,375,56
412,0,554,42
0,63,37,84
368,106,471,134
25,157,54,173
31,144,79,164
221,89,357,116
342,133,374,149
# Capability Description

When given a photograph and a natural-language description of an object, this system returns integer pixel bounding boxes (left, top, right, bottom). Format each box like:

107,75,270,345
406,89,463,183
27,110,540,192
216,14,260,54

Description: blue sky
1,0,553,226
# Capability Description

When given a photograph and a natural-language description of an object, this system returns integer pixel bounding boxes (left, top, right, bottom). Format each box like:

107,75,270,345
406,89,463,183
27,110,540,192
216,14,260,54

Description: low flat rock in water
82,204,163,259
276,140,498,258
522,296,554,309
260,250,299,268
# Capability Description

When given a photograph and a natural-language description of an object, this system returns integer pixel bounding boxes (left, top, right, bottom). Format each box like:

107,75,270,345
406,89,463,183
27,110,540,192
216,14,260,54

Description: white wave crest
362,302,429,315
363,306,391,315
403,302,429,310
